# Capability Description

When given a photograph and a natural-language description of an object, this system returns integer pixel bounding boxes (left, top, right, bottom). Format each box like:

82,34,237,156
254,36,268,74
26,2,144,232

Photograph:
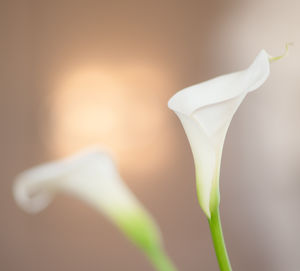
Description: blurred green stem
147,248,178,271
208,208,232,271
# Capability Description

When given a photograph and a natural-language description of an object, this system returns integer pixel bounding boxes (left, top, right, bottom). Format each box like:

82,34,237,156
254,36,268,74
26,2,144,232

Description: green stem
208,208,232,271
147,248,178,271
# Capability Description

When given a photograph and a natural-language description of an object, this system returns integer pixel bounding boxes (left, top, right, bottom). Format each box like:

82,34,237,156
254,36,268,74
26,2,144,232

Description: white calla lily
13,148,176,270
168,50,270,218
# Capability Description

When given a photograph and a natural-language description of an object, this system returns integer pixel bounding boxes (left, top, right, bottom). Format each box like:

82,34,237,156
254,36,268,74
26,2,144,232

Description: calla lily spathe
168,50,270,218
13,148,162,256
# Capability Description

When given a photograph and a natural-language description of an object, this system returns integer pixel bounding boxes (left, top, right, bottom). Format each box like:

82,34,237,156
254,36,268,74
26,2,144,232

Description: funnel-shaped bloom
168,50,270,218
13,148,163,256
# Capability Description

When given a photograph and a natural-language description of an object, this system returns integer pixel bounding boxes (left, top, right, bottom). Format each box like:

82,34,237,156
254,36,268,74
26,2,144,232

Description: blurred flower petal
13,147,162,254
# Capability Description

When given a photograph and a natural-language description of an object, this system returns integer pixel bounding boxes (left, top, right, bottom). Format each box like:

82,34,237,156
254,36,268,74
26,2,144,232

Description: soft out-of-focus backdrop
1,0,300,270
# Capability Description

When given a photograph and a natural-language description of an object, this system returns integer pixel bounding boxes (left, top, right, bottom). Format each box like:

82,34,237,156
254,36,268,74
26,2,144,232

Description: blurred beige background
1,0,300,270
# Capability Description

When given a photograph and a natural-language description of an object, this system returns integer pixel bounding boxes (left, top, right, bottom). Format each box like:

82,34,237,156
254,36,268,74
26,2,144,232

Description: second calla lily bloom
168,50,270,218
13,148,177,271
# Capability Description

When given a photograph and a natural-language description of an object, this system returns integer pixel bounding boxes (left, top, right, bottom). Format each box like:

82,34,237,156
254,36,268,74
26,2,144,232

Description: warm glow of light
46,64,175,177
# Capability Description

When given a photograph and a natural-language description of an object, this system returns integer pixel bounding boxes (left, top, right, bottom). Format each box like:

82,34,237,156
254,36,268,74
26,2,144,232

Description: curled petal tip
13,175,54,213
269,43,293,62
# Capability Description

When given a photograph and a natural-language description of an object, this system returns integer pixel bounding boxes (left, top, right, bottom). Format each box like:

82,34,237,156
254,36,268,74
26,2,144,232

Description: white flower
13,147,162,254
168,50,270,218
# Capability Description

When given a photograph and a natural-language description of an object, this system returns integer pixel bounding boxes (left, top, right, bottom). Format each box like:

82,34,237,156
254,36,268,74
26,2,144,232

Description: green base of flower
147,248,177,271
208,208,232,271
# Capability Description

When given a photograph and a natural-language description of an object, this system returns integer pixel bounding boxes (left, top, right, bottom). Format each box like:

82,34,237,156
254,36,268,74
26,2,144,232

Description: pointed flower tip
269,43,293,62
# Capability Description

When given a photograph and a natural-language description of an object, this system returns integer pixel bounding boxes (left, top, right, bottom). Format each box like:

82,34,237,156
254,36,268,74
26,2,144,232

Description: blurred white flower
168,50,270,218
13,148,162,255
